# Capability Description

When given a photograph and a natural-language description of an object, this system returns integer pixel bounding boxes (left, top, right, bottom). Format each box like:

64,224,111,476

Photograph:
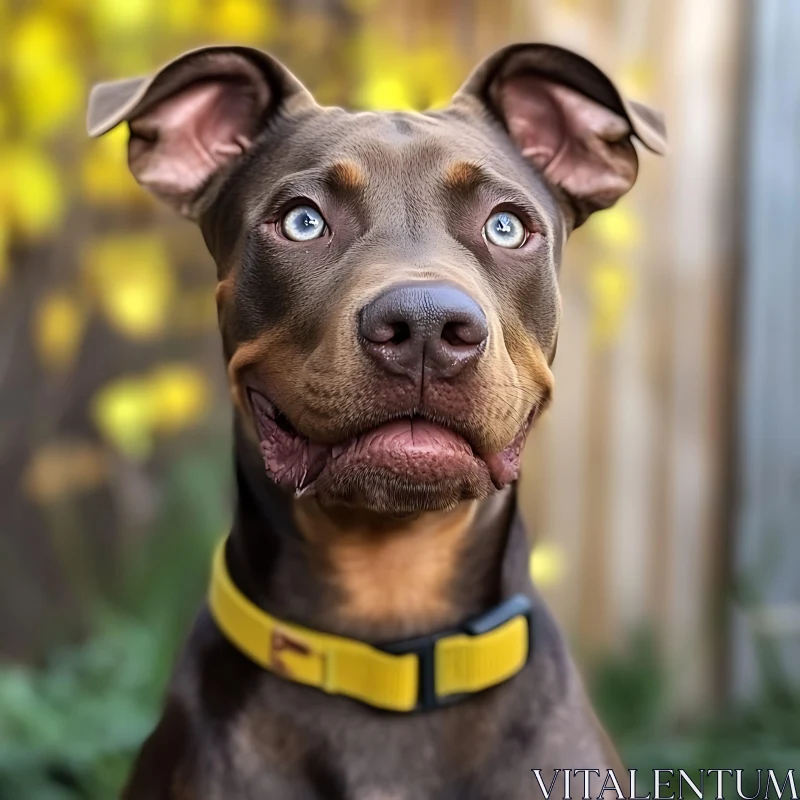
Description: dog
87,42,666,799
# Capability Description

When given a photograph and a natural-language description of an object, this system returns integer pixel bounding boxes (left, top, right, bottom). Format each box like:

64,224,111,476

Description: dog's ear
87,46,315,219
453,43,667,226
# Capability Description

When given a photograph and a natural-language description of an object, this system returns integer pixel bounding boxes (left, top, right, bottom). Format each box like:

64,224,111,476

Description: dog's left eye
483,211,527,249
281,205,327,241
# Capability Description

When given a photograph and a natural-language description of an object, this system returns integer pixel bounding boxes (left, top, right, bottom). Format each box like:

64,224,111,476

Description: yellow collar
208,539,533,712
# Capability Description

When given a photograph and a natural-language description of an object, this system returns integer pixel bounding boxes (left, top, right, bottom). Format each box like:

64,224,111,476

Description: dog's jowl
88,43,666,799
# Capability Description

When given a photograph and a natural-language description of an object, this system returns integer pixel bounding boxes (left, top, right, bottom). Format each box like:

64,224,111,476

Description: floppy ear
453,43,667,226
87,46,316,219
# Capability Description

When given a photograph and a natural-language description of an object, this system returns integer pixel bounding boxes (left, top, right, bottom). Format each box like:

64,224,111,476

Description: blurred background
1,0,798,797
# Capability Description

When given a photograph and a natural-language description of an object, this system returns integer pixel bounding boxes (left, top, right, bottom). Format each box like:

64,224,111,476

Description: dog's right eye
483,211,527,249
280,205,327,242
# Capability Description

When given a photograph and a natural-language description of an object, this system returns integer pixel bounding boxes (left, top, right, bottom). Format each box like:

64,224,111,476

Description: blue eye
281,205,327,241
483,211,527,249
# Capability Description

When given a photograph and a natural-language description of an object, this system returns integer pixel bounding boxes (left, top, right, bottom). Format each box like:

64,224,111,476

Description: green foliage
590,628,800,798
590,628,667,739
0,615,168,799
0,446,228,800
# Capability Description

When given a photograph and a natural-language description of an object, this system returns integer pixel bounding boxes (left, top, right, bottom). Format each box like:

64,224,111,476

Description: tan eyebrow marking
443,160,486,191
326,160,368,192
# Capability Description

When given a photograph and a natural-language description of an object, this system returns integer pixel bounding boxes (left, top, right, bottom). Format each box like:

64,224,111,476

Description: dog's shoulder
121,693,196,800
122,608,261,799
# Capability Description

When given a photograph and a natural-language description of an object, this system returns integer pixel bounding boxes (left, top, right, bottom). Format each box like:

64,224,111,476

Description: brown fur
294,500,477,629
226,330,291,417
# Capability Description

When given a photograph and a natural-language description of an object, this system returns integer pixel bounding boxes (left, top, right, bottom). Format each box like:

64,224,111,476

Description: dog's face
88,45,665,515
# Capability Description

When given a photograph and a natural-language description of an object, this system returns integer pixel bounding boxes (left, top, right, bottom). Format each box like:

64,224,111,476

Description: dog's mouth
248,389,534,500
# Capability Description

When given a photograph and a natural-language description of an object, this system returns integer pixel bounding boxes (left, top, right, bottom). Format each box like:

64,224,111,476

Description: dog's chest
214,669,557,800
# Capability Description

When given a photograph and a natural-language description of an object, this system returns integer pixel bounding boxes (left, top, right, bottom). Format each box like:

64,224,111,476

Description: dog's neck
225,419,528,642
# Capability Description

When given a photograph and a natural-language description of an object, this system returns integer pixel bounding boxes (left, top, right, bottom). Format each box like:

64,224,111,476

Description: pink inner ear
128,80,259,206
500,77,638,210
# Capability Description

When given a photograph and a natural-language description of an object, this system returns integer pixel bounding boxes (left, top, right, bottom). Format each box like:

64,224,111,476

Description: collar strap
208,540,533,713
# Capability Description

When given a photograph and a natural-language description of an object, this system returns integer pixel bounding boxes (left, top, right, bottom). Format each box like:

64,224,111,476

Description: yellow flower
0,218,8,288
589,260,633,346
93,44,158,78
16,60,81,136
80,125,141,206
82,234,175,340
0,144,64,237
34,292,86,372
414,47,460,109
164,0,203,33
357,75,415,111
92,364,211,458
8,11,82,135
529,541,566,588
89,0,157,37
9,12,71,75
208,0,275,43
148,364,210,433
589,205,641,250
40,0,90,13
92,377,154,459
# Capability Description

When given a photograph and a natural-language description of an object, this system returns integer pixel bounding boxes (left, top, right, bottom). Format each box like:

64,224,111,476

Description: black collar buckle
380,593,534,712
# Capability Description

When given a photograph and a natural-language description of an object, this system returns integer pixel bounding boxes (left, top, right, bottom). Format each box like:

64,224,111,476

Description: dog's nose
359,282,488,379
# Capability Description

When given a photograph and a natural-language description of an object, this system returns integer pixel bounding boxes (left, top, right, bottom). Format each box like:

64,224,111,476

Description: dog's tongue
333,419,473,461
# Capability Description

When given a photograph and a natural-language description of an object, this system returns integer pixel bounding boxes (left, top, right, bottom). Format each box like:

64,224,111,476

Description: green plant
590,627,800,798
0,614,171,799
0,447,228,800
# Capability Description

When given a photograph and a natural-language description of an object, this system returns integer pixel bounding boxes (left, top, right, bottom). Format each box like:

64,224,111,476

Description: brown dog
87,43,666,799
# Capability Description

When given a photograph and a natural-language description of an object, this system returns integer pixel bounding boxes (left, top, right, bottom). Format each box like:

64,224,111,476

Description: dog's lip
248,387,482,452
479,411,535,488
247,388,535,493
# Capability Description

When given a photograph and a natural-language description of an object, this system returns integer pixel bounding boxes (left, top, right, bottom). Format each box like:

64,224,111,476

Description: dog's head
88,44,665,516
